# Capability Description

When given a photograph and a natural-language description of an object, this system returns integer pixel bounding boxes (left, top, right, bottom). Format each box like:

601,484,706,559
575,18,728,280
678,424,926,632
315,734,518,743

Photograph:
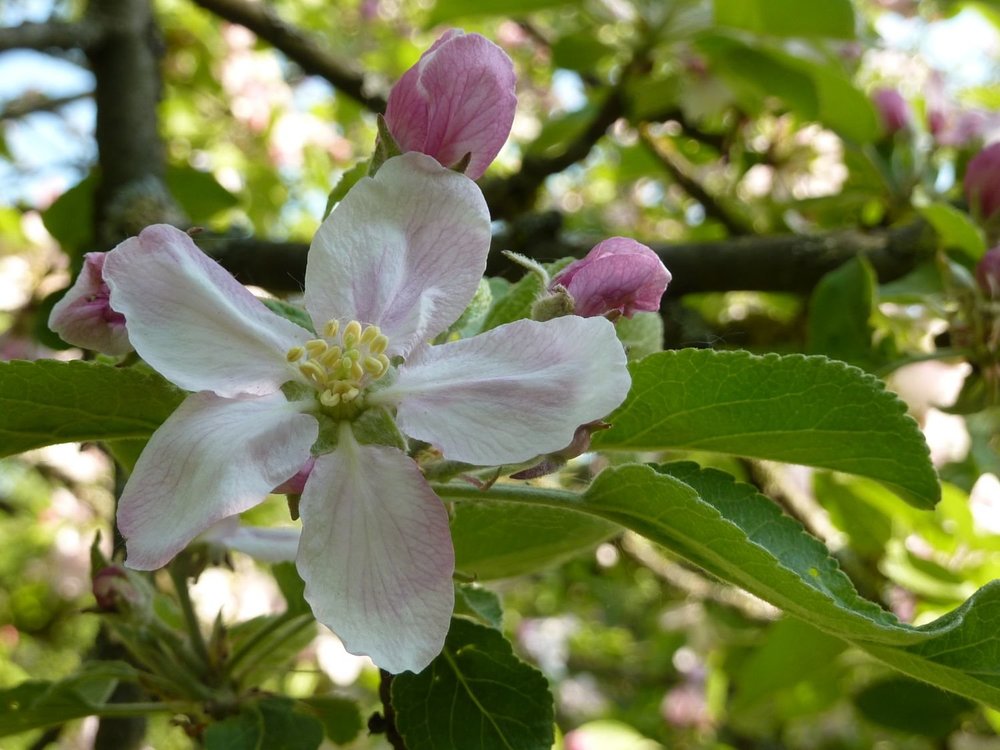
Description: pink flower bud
872,87,910,136
384,29,517,180
549,238,671,319
92,565,142,612
976,246,1000,298
964,142,1000,223
48,252,132,355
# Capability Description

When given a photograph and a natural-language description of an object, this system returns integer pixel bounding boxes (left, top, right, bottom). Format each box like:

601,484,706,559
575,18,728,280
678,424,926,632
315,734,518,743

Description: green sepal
351,406,407,451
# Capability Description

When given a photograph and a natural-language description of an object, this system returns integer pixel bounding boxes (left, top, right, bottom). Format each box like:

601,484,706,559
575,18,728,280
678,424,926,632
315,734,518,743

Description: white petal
201,517,302,563
304,153,490,357
296,432,454,673
373,316,631,465
119,392,317,570
103,225,308,397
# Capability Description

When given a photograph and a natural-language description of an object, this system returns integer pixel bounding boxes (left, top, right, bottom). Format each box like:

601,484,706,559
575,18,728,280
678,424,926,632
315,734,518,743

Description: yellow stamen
320,390,341,407
360,325,379,345
343,320,362,347
297,318,394,411
323,320,340,338
370,335,389,355
305,339,328,357
285,346,304,363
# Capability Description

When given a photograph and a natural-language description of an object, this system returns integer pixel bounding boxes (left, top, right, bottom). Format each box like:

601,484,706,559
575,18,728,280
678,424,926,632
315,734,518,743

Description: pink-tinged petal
372,316,631,465
119,392,317,570
103,225,308,397
552,237,671,318
48,252,132,355
305,153,490,357
297,435,454,673
385,30,517,180
201,517,301,563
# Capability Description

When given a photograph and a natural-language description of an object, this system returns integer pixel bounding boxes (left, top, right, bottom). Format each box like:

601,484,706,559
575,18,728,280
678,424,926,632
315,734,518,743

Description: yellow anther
305,339,328,357
320,346,343,368
285,346,305,363
349,361,364,381
360,325,379,345
370,335,389,355
320,389,341,407
343,320,362,347
343,387,360,402
363,356,385,376
323,320,340,338
299,359,327,386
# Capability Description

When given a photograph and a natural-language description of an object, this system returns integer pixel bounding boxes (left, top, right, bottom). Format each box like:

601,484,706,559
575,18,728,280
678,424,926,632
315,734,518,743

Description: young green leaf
0,360,184,458
593,350,939,508
392,618,554,750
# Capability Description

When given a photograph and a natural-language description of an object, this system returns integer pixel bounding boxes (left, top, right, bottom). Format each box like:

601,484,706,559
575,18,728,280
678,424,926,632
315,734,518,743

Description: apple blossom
548,237,671,319
384,29,516,180
101,153,630,673
965,142,1000,223
48,252,132,355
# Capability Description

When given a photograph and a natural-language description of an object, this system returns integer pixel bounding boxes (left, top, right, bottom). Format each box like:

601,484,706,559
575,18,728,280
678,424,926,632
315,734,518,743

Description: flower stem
169,563,212,672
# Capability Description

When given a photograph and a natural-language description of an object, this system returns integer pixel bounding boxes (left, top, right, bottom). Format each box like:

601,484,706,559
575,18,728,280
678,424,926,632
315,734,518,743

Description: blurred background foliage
3,0,1000,747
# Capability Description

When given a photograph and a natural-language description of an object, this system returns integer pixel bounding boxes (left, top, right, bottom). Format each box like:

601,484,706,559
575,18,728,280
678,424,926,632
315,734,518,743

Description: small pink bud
872,88,910,136
92,565,142,612
48,252,132,355
272,456,315,495
384,29,517,180
549,238,671,319
964,142,1000,223
976,246,1000,298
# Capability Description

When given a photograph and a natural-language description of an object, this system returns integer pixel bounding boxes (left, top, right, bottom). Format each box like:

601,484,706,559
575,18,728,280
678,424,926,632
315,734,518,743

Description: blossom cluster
49,30,670,673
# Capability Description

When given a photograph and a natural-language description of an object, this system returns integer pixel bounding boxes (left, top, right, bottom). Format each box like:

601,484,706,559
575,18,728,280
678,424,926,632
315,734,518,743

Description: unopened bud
964,142,1000,224
48,252,132,355
976,246,1000,298
548,238,670,319
872,88,910,136
384,29,516,180
92,565,143,613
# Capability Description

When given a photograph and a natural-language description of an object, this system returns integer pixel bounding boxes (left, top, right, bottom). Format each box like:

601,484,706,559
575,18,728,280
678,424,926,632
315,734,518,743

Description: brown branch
0,19,103,53
639,126,752,236
0,91,92,121
85,0,184,247
202,219,935,299
189,0,386,112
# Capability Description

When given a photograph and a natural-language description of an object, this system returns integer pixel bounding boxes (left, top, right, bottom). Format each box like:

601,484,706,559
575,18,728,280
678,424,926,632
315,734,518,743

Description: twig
189,0,386,112
376,670,406,749
0,91,92,122
639,125,752,236
0,19,103,53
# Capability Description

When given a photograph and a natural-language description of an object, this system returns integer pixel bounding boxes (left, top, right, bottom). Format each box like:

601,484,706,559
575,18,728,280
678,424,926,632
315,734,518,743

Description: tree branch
202,219,935,298
639,126,751,236
0,91,91,121
188,0,385,112
0,19,103,53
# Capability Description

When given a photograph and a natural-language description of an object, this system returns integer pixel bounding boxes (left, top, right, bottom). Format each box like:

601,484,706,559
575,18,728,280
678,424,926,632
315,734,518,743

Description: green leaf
426,0,580,26
42,172,97,253
455,583,503,629
615,312,664,361
592,349,939,508
204,699,325,750
0,360,185,458
439,466,1000,708
166,165,238,224
854,677,974,737
299,695,363,745
715,0,856,38
550,32,615,74
452,501,617,580
806,257,878,368
261,299,315,333
392,618,554,750
323,160,369,217
918,202,987,260
0,666,128,737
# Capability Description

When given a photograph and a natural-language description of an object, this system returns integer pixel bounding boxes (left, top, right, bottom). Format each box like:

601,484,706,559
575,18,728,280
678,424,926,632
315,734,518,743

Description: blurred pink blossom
976,246,1000,298
964,142,1000,223
872,87,910,136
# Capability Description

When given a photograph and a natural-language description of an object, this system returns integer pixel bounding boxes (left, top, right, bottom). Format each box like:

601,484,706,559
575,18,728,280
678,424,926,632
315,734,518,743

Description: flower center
285,319,391,408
